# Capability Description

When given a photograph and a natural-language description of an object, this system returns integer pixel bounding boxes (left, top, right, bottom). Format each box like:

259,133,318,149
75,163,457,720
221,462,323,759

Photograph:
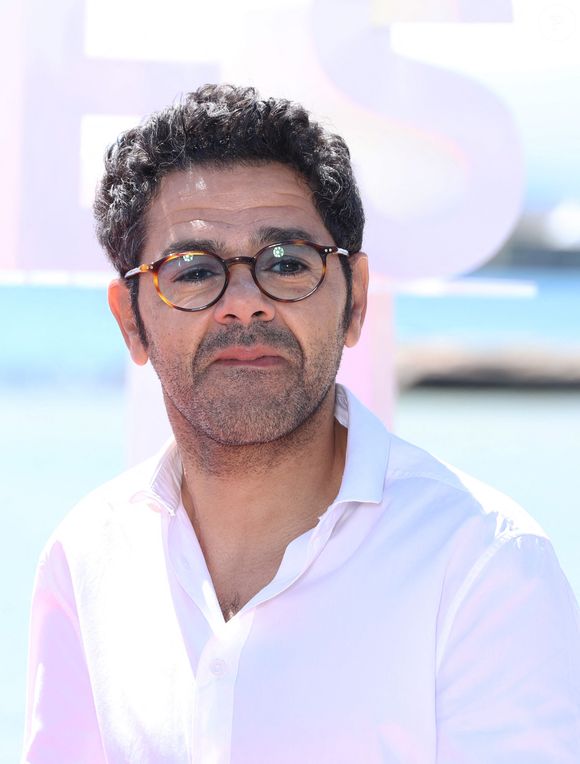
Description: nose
212,259,276,325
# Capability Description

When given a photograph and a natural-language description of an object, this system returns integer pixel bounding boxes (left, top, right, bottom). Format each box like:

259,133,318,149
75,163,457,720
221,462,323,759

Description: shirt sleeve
22,542,106,764
436,533,580,762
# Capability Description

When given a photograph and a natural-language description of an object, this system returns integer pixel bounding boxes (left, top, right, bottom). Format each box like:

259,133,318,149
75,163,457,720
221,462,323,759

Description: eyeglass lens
157,243,325,309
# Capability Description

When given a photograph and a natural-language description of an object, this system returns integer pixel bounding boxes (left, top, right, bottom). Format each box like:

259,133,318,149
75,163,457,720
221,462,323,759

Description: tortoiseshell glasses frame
123,239,350,312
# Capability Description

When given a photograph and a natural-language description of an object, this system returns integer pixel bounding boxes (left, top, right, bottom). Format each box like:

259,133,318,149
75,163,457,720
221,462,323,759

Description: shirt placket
191,612,255,764
166,502,348,764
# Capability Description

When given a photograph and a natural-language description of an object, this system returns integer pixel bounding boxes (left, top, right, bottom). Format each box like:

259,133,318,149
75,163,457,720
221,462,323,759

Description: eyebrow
159,239,223,259
253,226,317,246
159,226,319,260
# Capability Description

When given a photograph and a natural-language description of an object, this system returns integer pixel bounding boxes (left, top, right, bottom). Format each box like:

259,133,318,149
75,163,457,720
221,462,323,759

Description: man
24,84,580,763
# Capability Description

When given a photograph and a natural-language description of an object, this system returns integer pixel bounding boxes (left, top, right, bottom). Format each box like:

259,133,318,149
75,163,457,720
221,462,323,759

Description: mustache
194,324,303,362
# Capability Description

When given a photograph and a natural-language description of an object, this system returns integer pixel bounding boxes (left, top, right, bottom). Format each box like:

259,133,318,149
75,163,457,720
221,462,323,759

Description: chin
184,389,328,447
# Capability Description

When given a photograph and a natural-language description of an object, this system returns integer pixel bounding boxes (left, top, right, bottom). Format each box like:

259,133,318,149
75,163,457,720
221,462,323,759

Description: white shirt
23,385,580,763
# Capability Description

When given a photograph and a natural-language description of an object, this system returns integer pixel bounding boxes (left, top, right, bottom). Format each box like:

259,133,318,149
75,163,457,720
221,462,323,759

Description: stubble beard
147,322,346,450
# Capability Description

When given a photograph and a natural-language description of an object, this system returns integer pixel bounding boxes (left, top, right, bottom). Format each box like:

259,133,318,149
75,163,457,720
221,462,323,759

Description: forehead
142,162,333,258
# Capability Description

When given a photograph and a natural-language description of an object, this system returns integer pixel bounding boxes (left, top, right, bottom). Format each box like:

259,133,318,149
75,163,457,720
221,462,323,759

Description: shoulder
377,433,579,653
37,443,177,578
384,430,546,542
339,384,547,558
382,434,579,631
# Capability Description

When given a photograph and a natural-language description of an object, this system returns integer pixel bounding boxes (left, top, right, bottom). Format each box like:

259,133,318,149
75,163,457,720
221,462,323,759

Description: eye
174,265,219,283
163,254,223,285
270,257,309,274
259,245,317,277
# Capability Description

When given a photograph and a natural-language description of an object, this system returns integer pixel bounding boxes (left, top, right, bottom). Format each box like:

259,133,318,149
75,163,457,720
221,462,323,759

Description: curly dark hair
94,84,364,336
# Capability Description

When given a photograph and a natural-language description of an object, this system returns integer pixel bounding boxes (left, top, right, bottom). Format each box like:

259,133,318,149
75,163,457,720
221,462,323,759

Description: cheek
144,308,207,364
286,301,345,362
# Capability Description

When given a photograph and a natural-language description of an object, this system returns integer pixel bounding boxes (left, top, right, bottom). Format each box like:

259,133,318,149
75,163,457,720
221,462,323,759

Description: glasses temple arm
124,263,153,279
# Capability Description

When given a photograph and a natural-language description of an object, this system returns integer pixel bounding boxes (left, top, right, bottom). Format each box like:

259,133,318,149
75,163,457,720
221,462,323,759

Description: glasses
124,240,350,312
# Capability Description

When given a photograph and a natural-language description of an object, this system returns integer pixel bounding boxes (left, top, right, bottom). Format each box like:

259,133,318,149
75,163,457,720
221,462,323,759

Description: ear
344,252,369,348
108,279,149,366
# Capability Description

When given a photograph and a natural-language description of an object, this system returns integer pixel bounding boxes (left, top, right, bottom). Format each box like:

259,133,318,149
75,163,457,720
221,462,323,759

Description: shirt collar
332,384,391,506
129,439,182,516
131,384,391,514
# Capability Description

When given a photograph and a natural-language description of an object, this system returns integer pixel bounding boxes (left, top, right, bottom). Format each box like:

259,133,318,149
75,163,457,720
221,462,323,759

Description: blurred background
1,0,579,759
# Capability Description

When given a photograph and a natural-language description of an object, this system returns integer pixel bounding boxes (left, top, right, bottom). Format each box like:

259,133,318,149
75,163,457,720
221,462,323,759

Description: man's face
111,163,368,446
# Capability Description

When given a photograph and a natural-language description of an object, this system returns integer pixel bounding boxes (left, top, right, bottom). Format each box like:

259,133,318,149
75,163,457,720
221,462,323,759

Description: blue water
2,285,124,385
395,267,580,347
2,269,579,761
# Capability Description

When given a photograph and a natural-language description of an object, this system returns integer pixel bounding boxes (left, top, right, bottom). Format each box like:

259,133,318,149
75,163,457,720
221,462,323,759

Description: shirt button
209,658,227,677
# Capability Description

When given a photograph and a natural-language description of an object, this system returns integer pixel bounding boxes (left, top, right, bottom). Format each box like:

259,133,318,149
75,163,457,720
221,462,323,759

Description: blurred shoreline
397,342,580,388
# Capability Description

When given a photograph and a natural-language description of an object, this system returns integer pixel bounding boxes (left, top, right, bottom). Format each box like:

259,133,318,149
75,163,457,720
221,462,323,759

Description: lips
211,345,286,367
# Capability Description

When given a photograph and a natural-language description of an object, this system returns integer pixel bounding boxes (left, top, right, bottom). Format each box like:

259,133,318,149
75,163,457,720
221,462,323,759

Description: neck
168,384,346,544
164,384,347,620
